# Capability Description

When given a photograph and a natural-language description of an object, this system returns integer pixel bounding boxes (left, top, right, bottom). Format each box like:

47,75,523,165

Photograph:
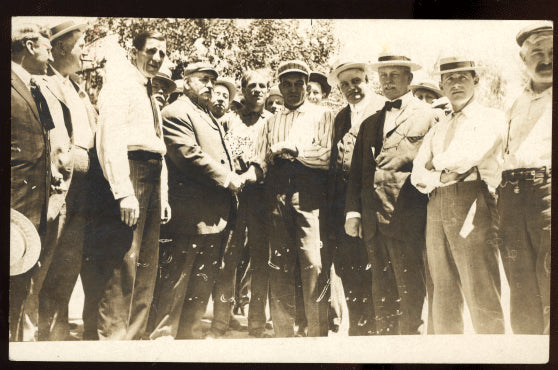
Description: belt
128,150,162,161
502,166,551,182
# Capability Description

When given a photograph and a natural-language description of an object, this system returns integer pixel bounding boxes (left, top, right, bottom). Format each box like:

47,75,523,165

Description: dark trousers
266,160,329,338
366,230,426,335
334,234,375,336
212,186,268,333
498,176,551,334
427,181,504,334
81,157,162,340
38,147,91,341
149,233,224,339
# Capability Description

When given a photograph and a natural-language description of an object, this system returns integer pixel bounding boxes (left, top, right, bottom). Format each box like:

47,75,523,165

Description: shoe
229,318,248,332
249,329,274,338
330,323,340,333
295,327,307,337
233,303,248,316
205,328,225,339
264,321,274,330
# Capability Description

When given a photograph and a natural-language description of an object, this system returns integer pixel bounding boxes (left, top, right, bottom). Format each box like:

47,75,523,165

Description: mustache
536,63,552,72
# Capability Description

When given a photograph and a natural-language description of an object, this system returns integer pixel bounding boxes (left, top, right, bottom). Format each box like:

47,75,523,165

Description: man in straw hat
322,58,386,336
148,62,246,340
10,20,55,341
411,56,507,334
345,53,438,335
498,21,552,334
254,60,335,337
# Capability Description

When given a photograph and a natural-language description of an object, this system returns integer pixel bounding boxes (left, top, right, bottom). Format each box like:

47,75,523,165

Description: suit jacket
11,71,51,234
345,96,439,241
163,95,235,235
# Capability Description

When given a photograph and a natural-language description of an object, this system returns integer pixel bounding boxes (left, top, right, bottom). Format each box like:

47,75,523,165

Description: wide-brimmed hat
153,62,177,95
327,59,368,86
277,60,310,78
10,209,41,276
309,71,331,97
434,56,484,75
516,21,553,46
214,78,237,102
409,80,443,98
50,20,88,42
369,53,422,72
183,62,218,78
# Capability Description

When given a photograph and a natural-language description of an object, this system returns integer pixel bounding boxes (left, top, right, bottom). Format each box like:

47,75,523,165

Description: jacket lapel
11,71,40,121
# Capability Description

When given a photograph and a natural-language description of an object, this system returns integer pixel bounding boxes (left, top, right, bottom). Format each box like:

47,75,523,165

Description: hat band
440,61,475,71
378,55,411,62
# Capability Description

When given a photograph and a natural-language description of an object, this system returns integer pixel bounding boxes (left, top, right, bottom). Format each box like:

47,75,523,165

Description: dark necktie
146,79,162,138
29,77,55,131
384,99,402,111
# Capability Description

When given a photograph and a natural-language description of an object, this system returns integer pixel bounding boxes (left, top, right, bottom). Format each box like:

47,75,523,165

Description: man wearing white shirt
345,54,437,334
411,56,506,334
324,60,385,336
84,30,170,340
498,22,552,335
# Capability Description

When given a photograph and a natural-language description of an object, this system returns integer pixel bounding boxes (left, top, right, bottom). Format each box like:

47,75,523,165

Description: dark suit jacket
163,95,235,235
11,71,51,234
345,96,439,241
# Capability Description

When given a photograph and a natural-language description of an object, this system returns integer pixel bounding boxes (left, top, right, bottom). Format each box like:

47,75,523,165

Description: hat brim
278,69,309,78
154,76,177,95
327,62,367,86
409,84,443,97
433,66,485,75
10,209,41,276
215,81,237,101
368,61,422,72
185,68,218,79
50,23,88,41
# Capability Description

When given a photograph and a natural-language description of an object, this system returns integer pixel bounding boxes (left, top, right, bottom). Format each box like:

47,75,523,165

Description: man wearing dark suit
324,59,385,336
345,54,438,335
149,62,247,340
10,22,55,341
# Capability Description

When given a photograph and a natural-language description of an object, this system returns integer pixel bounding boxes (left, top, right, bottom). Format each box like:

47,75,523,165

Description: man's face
279,73,307,108
523,36,553,84
65,32,86,74
151,78,169,107
307,81,324,104
133,37,166,79
210,84,230,118
378,66,412,101
413,88,439,104
185,71,217,104
27,36,53,75
243,74,268,107
440,71,477,110
337,68,367,105
266,95,284,114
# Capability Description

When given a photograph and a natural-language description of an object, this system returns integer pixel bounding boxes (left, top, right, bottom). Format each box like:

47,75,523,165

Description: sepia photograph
9,14,551,363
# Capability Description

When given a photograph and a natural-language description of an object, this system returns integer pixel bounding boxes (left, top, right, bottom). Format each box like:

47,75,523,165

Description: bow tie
384,99,402,111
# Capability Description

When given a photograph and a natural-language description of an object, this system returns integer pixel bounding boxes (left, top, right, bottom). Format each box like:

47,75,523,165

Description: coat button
221,159,225,164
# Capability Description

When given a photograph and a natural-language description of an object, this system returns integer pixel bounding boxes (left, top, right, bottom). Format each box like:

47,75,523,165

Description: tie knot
30,77,39,88
384,99,402,111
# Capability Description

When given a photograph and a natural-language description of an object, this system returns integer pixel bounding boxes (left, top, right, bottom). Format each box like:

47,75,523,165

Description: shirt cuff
223,172,233,189
346,212,361,220
111,179,135,200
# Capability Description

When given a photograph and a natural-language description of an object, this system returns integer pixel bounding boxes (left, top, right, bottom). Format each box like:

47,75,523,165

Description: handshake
227,165,260,194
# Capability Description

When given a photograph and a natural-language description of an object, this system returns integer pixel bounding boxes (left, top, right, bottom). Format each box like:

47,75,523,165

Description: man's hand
228,173,246,194
345,217,363,239
161,200,171,224
440,167,476,184
270,141,298,157
120,195,140,227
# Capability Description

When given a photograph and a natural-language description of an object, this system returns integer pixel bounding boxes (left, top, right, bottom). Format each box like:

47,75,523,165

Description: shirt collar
283,100,310,114
525,81,552,99
133,66,149,86
457,95,481,119
239,105,265,118
12,61,32,88
51,66,70,85
389,90,413,108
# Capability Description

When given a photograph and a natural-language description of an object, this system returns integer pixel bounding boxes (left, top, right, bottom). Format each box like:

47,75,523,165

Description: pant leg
423,247,435,334
177,233,224,339
443,182,504,334
426,188,465,334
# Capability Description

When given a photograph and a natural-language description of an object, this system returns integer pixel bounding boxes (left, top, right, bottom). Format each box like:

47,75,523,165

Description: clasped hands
266,141,299,165
227,165,260,194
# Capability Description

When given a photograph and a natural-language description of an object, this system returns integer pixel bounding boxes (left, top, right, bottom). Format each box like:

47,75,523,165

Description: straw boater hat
277,60,311,78
50,20,88,42
409,80,443,98
369,53,422,72
11,209,41,276
309,71,331,97
153,62,177,95
214,78,237,102
434,56,484,75
516,20,553,46
183,61,218,78
327,59,368,86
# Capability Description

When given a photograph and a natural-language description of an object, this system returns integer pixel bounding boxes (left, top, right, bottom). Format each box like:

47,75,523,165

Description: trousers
498,175,551,334
426,181,504,334
81,156,162,340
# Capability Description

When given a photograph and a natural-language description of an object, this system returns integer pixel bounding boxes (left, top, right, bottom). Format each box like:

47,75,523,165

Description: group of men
10,19,551,341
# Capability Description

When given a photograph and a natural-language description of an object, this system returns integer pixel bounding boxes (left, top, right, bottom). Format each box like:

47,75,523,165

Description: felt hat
277,60,310,78
327,59,368,86
183,61,218,78
214,78,237,102
516,21,553,46
369,53,422,72
50,20,87,42
10,209,41,276
409,80,443,98
309,71,331,97
435,56,484,75
153,62,177,94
